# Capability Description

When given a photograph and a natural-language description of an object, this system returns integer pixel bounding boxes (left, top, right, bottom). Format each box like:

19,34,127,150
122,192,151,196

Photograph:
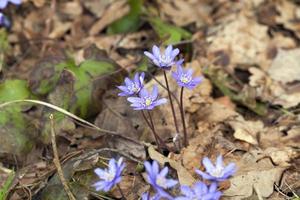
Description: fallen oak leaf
148,146,195,186
224,150,287,199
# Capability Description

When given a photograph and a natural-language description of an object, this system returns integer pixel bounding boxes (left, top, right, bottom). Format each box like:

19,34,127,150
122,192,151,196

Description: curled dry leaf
89,0,129,35
148,146,195,186
268,48,300,84
224,150,288,199
156,0,211,27
228,116,264,145
249,49,300,108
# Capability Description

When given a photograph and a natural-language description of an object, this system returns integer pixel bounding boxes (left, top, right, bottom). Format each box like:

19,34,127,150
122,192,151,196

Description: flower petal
151,85,158,100
216,155,223,169
222,163,236,178
152,45,160,59
153,98,167,107
202,157,215,173
139,87,149,98
195,169,215,180
165,45,173,57
180,185,194,197
171,48,180,58
144,51,155,60
127,97,142,103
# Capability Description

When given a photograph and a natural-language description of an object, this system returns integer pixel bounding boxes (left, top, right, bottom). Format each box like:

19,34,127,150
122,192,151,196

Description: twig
50,114,76,200
117,184,126,200
0,99,142,146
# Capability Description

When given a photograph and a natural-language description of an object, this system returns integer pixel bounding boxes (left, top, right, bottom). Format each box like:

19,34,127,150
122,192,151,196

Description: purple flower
0,0,22,9
92,157,125,192
117,72,145,96
0,13,4,25
144,160,178,199
144,45,182,69
141,192,160,200
172,65,203,89
127,85,167,110
196,155,236,182
175,182,222,200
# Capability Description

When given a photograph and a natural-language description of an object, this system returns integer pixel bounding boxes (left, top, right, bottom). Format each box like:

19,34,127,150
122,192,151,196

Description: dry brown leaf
249,63,300,108
228,116,264,145
30,0,45,7
268,48,300,84
148,146,195,186
59,2,83,19
207,11,295,71
89,0,129,35
224,150,287,199
156,0,211,27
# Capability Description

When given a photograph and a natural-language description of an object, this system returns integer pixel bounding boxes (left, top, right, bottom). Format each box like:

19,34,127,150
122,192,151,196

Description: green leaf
0,171,15,200
0,80,35,155
148,17,192,44
107,0,143,34
66,58,116,118
29,56,67,96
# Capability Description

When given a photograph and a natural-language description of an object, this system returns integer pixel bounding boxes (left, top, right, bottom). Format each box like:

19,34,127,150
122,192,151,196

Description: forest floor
0,0,299,199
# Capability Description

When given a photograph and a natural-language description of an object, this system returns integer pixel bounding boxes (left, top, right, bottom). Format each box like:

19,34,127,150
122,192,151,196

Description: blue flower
144,160,178,199
144,45,183,69
0,0,22,9
175,182,222,200
127,85,167,110
0,13,4,25
117,72,145,96
172,65,203,89
141,192,160,200
93,157,125,192
196,155,236,182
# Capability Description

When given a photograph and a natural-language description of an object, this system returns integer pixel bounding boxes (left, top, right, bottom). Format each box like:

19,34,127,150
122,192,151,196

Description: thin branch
50,114,76,200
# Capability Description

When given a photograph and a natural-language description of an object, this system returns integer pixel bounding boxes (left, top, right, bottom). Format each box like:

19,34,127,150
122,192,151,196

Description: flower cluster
92,157,125,192
93,155,235,199
176,155,236,200
0,0,22,27
144,45,203,89
117,72,167,110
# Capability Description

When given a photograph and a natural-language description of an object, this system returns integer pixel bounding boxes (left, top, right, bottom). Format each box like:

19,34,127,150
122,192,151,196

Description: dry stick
49,114,76,200
180,87,188,147
163,71,179,133
0,100,141,146
116,184,126,200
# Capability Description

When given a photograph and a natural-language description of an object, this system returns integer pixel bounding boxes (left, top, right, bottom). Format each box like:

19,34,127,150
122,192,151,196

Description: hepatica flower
0,13,4,25
196,155,236,182
117,72,145,96
144,45,182,69
172,65,203,89
141,192,160,200
127,85,167,110
0,0,22,9
144,160,178,199
175,182,222,200
93,157,125,192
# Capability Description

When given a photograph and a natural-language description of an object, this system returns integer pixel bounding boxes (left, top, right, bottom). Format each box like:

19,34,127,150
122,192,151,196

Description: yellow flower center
156,176,167,188
145,98,152,106
211,167,224,178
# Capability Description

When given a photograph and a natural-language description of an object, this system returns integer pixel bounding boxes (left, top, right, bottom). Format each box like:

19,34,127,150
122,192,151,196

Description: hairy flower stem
163,71,179,134
180,87,188,147
147,111,172,152
117,184,126,200
141,111,161,150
